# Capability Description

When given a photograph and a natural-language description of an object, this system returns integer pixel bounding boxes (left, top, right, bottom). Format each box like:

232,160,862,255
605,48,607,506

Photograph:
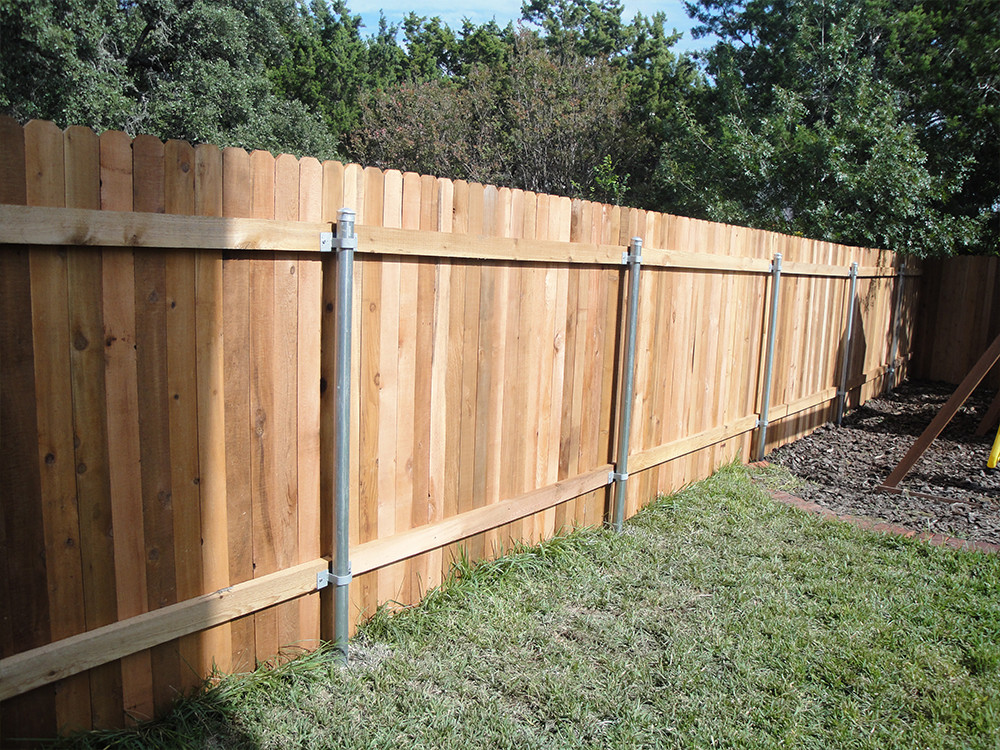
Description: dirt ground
766,380,1000,547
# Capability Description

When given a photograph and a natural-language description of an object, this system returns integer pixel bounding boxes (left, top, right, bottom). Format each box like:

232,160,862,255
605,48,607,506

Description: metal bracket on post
755,252,782,460
612,238,643,533
321,228,358,254
317,563,353,591
836,262,859,426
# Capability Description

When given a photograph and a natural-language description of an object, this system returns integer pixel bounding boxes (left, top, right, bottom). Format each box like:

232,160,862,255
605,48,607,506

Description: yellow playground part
989,423,1000,469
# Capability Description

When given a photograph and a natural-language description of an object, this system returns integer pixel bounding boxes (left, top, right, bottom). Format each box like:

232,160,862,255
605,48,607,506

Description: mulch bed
761,380,1000,551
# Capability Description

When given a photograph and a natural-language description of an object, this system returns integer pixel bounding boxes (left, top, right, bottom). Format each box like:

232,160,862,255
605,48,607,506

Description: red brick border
748,462,1000,555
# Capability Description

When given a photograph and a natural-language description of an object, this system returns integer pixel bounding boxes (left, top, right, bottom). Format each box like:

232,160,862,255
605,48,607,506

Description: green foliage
267,0,371,138
0,0,337,157
0,0,135,132
519,0,702,203
577,154,629,205
350,31,637,197
349,1,694,201
1,0,991,255
660,0,997,256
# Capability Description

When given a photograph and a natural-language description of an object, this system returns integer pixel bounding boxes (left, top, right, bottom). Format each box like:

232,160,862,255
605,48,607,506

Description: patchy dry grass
56,463,1000,749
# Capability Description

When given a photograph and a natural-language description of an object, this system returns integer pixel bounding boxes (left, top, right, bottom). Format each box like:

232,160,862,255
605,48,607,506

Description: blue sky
355,1,714,54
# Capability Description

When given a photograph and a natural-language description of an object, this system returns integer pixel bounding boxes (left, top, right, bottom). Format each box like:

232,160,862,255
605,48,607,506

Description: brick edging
748,462,1000,555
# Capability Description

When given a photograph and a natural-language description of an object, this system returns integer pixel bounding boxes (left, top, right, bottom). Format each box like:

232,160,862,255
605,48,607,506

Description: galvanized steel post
755,253,782,460
886,264,905,393
836,262,859,426
612,238,642,533
332,209,355,660
316,209,356,660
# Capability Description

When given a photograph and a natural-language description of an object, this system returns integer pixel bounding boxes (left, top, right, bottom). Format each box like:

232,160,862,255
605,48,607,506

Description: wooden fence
913,255,1000,389
0,119,919,742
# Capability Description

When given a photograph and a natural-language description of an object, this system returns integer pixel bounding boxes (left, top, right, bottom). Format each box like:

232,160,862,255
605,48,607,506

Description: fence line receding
0,118,919,742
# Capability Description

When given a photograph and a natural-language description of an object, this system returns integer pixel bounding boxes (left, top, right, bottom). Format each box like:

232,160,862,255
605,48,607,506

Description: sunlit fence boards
0,119,916,741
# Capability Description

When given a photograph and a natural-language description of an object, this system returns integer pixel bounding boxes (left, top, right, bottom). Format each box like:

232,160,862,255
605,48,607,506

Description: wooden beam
782,261,851,278
642,247,772,273
882,332,1000,488
629,416,759,474
0,463,616,702
350,466,614,575
358,224,625,265
0,204,328,252
0,204,921,279
0,558,328,702
767,387,839,423
857,266,921,279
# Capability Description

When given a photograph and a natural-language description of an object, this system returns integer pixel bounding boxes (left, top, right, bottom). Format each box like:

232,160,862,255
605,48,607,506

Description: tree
877,0,999,254
0,0,336,157
519,0,702,203
0,0,136,132
665,0,997,255
502,32,633,196
268,0,371,138
349,31,634,198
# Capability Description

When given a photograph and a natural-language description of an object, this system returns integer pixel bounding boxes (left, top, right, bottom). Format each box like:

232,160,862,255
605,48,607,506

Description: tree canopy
667,0,998,255
0,0,995,255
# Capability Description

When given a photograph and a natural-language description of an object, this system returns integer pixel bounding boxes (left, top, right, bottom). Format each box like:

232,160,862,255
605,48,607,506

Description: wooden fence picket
0,120,925,743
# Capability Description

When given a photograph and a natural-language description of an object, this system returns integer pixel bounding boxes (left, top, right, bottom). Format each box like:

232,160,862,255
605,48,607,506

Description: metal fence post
755,253,782,460
317,208,356,661
836,262,859,426
612,238,642,533
886,264,905,393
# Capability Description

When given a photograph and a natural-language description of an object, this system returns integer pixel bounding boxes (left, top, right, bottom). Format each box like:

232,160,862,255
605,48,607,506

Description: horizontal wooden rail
0,558,329,702
629,415,760,473
0,467,613,702
642,248,772,273
768,387,840,423
351,465,615,575
365,227,915,277
0,205,920,279
357,225,625,265
0,204,329,252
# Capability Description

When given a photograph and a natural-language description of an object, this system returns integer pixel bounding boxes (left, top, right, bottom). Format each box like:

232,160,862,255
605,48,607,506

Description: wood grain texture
296,156,323,648
0,163,58,738
25,119,93,732
98,129,155,725
164,139,205,696
0,203,328,251
248,150,279,664
131,133,183,714
2,121,924,741
221,146,255,673
192,142,232,675
64,124,123,729
0,559,328,702
271,154,301,654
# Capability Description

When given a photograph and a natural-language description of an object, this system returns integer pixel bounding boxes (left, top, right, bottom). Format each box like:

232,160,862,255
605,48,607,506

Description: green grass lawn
59,463,1000,749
